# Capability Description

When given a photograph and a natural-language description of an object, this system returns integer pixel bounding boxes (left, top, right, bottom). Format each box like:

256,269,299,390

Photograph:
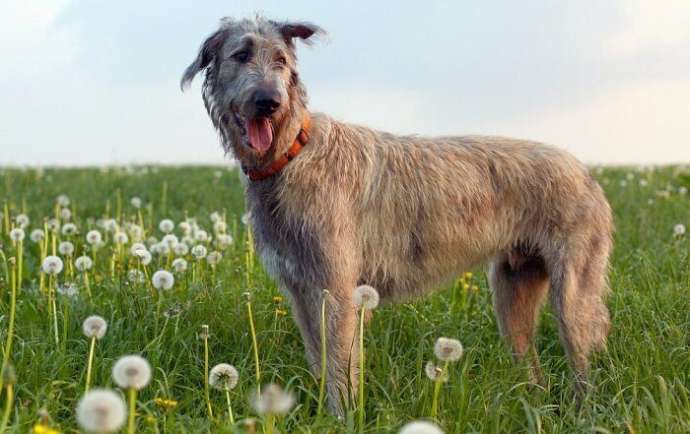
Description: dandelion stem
430,360,449,419
85,336,96,393
84,271,92,298
0,384,13,432
246,298,261,386
265,413,274,434
316,291,329,418
49,275,59,345
358,307,366,432
0,252,16,392
203,330,214,419
127,388,137,434
16,239,23,293
225,387,234,425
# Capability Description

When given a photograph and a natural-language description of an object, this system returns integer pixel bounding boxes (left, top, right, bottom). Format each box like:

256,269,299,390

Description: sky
1,0,689,166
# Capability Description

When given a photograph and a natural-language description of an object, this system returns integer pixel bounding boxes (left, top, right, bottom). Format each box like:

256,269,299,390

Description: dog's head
181,17,323,168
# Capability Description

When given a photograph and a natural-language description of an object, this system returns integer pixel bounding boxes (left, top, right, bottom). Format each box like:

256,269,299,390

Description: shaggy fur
182,16,613,415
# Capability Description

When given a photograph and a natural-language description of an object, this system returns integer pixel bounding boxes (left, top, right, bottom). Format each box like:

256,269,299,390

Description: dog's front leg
287,275,359,417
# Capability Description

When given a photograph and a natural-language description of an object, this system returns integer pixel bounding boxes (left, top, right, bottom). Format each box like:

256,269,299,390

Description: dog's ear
180,28,228,91
275,21,324,46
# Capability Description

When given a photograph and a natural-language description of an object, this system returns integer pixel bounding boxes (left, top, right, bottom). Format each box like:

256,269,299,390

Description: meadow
0,164,688,433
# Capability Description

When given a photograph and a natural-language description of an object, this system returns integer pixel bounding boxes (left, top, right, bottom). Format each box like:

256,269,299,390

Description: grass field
0,165,688,433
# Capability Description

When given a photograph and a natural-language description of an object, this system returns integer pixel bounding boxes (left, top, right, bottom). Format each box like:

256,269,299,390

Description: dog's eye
232,50,250,63
275,56,287,67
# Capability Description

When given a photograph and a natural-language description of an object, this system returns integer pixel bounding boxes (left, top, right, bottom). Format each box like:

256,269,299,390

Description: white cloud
492,79,690,164
606,0,690,56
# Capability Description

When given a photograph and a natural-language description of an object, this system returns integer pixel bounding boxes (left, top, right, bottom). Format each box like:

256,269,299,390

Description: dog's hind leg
547,234,611,396
489,249,549,384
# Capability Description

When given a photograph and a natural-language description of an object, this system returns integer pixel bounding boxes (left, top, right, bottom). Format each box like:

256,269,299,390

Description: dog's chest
246,183,329,289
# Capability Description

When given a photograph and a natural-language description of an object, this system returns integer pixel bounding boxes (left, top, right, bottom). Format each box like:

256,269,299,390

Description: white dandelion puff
399,421,444,434
58,241,74,256
206,251,222,265
213,220,227,234
42,255,64,275
86,230,102,245
162,234,179,247
128,224,143,241
152,270,174,290
434,337,463,362
76,389,126,433
194,230,209,243
112,355,152,390
30,229,45,243
56,194,70,207
173,242,189,256
353,285,380,310
127,269,145,284
57,282,79,297
679,186,688,195
178,221,192,235
191,244,208,260
209,363,239,391
241,213,251,225
47,218,60,233
172,258,188,273
104,219,118,233
215,234,234,249
75,256,94,272
61,222,78,236
9,228,25,242
159,219,175,234
60,207,72,221
250,383,295,416
151,242,170,256
424,361,448,382
130,242,148,256
130,197,142,208
113,231,129,245
210,211,221,223
15,213,30,228
83,315,108,339
674,223,686,236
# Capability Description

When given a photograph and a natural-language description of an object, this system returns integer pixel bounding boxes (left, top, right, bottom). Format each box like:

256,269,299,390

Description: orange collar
244,115,312,182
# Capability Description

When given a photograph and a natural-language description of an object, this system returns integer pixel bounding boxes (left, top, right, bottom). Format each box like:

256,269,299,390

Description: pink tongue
247,118,273,152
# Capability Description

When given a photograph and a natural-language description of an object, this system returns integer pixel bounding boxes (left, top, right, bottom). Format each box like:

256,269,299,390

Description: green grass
0,165,688,433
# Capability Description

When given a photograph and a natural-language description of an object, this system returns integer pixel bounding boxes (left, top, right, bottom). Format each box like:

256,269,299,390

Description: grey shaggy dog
182,16,613,415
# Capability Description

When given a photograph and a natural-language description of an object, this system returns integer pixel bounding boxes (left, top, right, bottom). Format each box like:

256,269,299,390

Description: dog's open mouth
233,110,273,154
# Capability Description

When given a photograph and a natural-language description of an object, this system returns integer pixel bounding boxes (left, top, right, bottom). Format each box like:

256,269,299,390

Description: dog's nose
253,88,281,116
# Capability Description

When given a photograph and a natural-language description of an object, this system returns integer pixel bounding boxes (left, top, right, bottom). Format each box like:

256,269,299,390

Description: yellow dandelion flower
275,309,288,316
154,398,179,410
462,282,470,291
464,271,473,279
272,296,283,303
33,423,61,434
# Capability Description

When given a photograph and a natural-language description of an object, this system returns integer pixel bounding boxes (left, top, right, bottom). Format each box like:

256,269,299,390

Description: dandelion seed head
191,244,207,259
113,231,129,245
178,221,192,235
76,389,126,433
61,222,78,236
75,255,93,272
152,242,170,256
9,228,25,241
679,186,688,195
353,285,380,310
130,242,147,256
194,230,209,243
209,363,239,390
159,219,175,234
127,269,145,284
172,258,188,273
15,214,30,228
152,270,174,290
128,224,143,241
213,220,227,234
42,255,64,275
399,421,444,434
206,251,222,265
30,229,45,242
56,194,70,207
215,234,233,249
58,241,74,256
210,211,221,223
162,234,179,247
112,355,152,390
60,207,72,221
130,197,142,208
674,223,686,236
173,242,189,256
424,361,447,382
86,230,102,245
250,383,295,415
57,282,78,297
434,337,463,362
104,219,118,233
241,213,251,225
83,315,108,339
46,218,60,233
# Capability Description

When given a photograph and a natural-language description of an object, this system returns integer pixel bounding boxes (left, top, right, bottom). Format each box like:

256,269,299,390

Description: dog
181,16,613,415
